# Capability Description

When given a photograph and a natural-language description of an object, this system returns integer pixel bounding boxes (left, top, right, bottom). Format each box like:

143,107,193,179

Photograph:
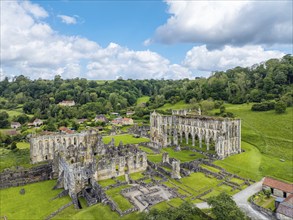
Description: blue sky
1,0,292,80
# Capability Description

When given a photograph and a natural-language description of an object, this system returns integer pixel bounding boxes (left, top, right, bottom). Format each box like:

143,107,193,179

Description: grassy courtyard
102,134,150,146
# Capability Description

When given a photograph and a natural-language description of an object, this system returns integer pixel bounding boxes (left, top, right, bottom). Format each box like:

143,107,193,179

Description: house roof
11,122,21,126
263,177,293,193
277,194,293,218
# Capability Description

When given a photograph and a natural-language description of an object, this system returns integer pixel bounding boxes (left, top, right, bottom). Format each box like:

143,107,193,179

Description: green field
0,180,72,219
0,147,31,172
158,100,191,111
103,134,150,146
137,96,150,105
212,105,293,182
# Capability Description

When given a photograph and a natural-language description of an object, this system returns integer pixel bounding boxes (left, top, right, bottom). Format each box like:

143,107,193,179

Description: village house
28,119,43,127
95,115,109,123
111,117,134,125
121,117,134,125
77,118,87,124
11,122,21,129
59,126,75,134
111,117,122,125
262,177,293,198
126,111,135,116
276,194,293,220
58,100,76,107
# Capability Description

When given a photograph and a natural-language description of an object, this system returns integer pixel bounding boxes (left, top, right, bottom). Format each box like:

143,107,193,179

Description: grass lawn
139,146,156,154
130,171,145,180
200,164,221,173
230,178,244,185
150,201,170,210
137,96,150,105
105,185,132,211
147,153,163,163
98,178,116,187
215,141,293,182
167,197,184,207
0,180,72,219
103,134,150,146
180,172,221,192
162,147,205,162
0,148,31,172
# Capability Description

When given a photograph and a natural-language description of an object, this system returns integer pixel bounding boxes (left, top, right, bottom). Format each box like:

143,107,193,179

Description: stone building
276,194,293,220
150,110,241,159
262,177,293,198
30,131,148,207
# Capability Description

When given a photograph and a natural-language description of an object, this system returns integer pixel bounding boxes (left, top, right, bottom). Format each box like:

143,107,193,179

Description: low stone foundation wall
250,197,277,220
0,163,53,189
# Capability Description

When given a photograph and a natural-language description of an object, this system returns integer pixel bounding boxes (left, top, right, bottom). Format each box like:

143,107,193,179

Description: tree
0,111,9,128
140,201,208,220
207,192,247,220
275,101,286,114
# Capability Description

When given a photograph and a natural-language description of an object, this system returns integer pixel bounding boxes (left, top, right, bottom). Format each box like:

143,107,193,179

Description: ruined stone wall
0,163,52,189
95,152,148,181
30,131,98,164
150,111,241,159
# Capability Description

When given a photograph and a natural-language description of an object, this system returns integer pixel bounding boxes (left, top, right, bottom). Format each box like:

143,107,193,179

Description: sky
0,0,292,80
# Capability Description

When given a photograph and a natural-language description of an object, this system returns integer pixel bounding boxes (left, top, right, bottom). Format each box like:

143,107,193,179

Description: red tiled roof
263,177,293,193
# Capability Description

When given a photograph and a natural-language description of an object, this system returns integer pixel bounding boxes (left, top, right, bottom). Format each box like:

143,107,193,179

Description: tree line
0,55,292,122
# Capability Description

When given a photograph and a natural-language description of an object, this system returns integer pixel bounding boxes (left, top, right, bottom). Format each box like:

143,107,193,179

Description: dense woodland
0,55,292,124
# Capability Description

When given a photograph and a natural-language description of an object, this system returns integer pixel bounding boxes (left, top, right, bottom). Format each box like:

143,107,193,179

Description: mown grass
0,180,72,219
130,171,145,180
162,147,205,162
103,134,150,146
98,178,116,187
105,185,132,211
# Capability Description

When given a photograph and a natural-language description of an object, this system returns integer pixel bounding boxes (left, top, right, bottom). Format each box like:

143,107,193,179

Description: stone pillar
185,132,189,144
162,152,169,163
192,134,195,146
171,160,181,179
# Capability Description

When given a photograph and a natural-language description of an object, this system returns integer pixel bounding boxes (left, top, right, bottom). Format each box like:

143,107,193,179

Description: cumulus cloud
86,43,192,79
0,1,192,80
154,1,292,47
58,15,77,25
183,45,285,71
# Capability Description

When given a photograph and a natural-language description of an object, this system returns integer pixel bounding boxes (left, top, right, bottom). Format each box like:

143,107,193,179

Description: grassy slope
0,180,72,219
136,96,150,105
158,101,191,111
214,104,293,182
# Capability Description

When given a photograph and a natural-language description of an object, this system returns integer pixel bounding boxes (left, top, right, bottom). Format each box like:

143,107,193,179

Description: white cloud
0,1,192,80
183,45,285,71
58,15,77,25
154,1,292,46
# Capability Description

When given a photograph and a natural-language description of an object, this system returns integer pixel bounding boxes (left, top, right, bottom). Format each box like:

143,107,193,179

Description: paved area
195,178,270,220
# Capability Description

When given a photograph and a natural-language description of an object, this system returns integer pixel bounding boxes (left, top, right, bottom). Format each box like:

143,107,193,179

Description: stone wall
150,111,241,159
0,163,52,189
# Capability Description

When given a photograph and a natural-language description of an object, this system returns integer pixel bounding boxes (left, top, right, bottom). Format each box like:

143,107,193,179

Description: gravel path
195,178,270,220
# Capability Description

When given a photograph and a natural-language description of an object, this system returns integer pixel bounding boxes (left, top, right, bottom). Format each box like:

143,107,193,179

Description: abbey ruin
30,131,147,207
150,110,241,159
23,110,242,212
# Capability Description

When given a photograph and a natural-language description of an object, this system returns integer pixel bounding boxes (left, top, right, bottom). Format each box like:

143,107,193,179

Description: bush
275,101,286,114
251,101,275,111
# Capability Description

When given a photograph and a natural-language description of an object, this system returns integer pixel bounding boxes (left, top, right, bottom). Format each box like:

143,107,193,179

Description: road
195,178,270,220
